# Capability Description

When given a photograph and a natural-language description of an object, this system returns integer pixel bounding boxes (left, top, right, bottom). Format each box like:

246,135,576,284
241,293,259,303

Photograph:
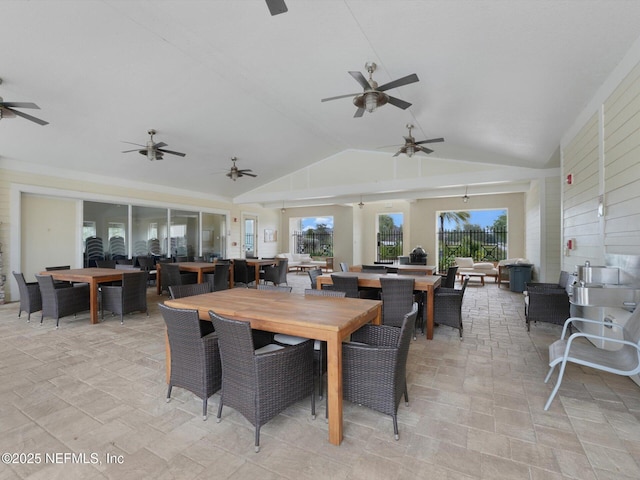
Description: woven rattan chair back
207,262,230,291
257,284,292,292
330,274,360,298
162,263,184,289
380,277,415,328
304,288,346,297
169,282,212,299
307,268,323,290
443,266,458,288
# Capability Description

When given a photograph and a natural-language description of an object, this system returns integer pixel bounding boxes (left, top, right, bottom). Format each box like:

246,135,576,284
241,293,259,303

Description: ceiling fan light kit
226,156,257,181
0,78,49,126
122,129,186,161
321,62,418,117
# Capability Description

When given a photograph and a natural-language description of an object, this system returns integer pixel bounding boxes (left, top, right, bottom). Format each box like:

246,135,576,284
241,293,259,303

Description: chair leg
544,361,567,411
392,414,399,441
202,397,208,421
255,426,261,453
216,401,223,423
404,382,409,406
311,386,316,420
166,384,172,402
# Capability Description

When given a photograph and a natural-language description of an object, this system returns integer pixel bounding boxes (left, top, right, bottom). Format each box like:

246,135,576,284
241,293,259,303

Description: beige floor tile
1,277,639,479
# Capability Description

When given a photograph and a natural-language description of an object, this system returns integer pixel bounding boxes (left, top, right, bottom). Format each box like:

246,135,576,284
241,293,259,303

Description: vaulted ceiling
1,1,640,206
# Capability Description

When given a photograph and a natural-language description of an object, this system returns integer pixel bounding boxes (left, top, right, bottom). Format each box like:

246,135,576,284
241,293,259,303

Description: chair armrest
564,331,640,351
561,316,625,339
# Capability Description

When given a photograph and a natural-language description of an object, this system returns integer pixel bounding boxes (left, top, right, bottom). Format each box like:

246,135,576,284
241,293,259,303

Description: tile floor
1,273,639,479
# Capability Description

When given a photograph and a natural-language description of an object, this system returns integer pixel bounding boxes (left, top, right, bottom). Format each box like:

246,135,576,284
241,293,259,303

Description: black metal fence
438,227,507,272
377,231,403,262
292,231,333,257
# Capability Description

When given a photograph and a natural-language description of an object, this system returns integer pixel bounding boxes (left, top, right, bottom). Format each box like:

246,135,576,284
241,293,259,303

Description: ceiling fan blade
237,169,253,174
349,71,371,90
393,150,402,157
377,73,419,92
8,107,49,125
242,172,258,177
321,93,359,102
353,107,365,118
157,148,186,157
153,142,168,149
121,141,145,147
266,0,287,15
122,148,143,153
2,101,40,109
417,146,434,154
387,96,412,110
415,137,445,145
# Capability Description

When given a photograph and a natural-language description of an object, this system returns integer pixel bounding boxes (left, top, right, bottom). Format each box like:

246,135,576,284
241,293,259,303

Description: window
292,216,333,256
377,213,403,261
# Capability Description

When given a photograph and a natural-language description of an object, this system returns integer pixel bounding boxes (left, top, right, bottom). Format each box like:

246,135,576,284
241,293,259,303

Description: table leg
89,279,99,325
156,264,162,295
165,330,171,384
426,287,434,340
326,333,343,446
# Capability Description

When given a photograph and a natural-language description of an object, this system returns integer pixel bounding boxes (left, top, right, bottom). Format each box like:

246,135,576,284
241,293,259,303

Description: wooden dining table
164,288,382,446
317,272,442,340
244,258,278,285
39,268,140,325
156,261,225,294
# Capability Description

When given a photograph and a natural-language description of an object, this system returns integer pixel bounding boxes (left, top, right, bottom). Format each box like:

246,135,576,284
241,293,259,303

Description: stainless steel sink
571,283,640,309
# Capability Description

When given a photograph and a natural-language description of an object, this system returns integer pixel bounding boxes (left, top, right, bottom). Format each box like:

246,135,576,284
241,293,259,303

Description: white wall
562,59,640,268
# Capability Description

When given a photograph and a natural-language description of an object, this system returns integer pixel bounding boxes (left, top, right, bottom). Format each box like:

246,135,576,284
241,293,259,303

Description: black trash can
508,264,533,293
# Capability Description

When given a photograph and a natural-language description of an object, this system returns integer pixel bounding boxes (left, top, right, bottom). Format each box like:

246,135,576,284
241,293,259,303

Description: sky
300,209,504,230
302,216,334,230
442,209,506,229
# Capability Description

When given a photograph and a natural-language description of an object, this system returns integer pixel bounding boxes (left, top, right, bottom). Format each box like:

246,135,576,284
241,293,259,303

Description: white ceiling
1,1,640,205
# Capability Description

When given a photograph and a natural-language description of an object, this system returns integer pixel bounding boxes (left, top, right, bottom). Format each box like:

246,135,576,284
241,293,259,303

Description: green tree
492,214,507,230
378,214,395,233
438,211,471,232
315,223,330,234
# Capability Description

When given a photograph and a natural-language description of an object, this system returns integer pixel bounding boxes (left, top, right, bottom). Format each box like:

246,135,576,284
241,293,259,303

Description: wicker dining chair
159,304,221,420
257,284,292,292
209,310,315,452
101,271,148,324
232,259,255,287
342,303,418,440
204,262,230,291
12,271,42,322
433,277,469,338
35,275,90,328
263,258,288,286
162,263,197,294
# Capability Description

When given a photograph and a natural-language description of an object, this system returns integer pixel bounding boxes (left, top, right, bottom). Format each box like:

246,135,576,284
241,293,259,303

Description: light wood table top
165,288,381,446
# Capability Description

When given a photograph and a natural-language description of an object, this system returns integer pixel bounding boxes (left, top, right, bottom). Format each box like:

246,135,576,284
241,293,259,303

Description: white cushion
455,257,474,268
255,344,284,354
474,262,495,270
273,334,320,350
